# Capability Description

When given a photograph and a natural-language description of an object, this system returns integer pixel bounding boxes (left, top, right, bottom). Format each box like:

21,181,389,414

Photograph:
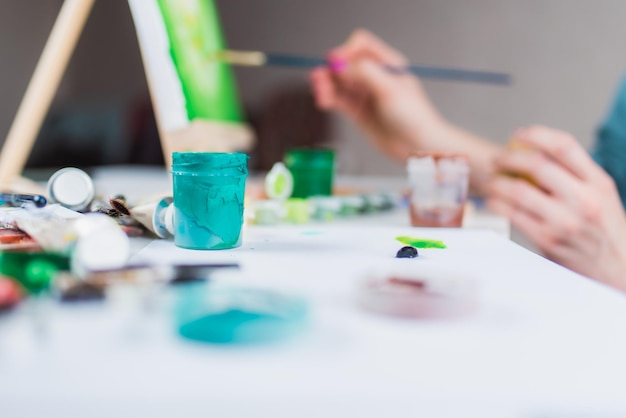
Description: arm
309,29,501,195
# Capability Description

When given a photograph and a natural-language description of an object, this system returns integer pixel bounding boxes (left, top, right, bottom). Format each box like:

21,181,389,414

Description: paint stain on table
395,235,447,249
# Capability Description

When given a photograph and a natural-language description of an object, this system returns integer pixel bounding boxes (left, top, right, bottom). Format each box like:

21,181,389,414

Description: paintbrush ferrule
212,50,266,66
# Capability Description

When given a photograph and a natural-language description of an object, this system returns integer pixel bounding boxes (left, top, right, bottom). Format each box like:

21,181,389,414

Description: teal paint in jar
171,152,249,250
284,148,335,198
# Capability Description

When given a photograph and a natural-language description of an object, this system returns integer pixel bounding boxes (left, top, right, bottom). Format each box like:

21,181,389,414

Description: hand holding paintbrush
304,29,504,194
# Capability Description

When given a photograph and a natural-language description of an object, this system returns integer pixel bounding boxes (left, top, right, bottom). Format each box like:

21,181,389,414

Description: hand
487,125,626,290
309,29,447,162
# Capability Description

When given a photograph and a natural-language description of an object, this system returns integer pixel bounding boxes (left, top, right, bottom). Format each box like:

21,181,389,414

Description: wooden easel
0,0,253,191
0,0,95,189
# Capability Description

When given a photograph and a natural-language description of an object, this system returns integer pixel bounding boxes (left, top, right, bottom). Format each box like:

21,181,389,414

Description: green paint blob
156,0,243,122
172,152,249,250
395,235,447,249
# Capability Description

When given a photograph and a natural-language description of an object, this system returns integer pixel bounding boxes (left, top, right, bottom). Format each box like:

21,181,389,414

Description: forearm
412,119,502,196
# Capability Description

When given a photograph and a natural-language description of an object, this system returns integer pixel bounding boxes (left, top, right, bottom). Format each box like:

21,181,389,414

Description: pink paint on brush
328,58,347,73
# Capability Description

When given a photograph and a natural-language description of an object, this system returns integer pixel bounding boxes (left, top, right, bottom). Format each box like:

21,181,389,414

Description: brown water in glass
409,205,464,227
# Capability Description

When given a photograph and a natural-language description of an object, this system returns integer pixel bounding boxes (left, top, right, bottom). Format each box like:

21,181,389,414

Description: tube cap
47,168,95,212
264,162,293,200
70,213,130,278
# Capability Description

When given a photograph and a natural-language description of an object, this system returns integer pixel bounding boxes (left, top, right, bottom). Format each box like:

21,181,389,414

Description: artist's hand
487,126,626,290
309,29,448,162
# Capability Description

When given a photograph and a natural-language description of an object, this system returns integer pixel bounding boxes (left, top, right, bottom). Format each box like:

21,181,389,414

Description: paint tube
130,196,175,238
11,209,130,279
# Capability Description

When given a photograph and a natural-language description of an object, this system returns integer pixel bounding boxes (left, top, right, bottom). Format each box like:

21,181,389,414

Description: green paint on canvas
157,0,242,122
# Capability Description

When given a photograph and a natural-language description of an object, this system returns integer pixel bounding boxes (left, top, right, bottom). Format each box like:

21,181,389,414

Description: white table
1,224,626,418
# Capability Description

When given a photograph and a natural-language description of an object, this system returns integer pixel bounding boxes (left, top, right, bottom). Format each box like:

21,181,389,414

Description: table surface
0,166,619,418
2,220,626,418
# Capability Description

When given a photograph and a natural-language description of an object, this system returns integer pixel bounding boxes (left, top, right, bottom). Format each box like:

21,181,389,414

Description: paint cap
264,162,293,200
70,213,131,279
47,167,95,212
357,266,478,319
249,199,285,225
309,196,342,221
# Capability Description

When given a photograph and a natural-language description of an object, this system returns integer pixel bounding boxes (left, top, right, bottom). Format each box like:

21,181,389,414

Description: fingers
309,68,336,109
330,29,408,66
486,197,553,251
312,29,417,116
488,193,601,273
309,66,370,121
513,126,603,182
488,175,573,225
494,146,586,201
486,193,582,260
346,59,401,100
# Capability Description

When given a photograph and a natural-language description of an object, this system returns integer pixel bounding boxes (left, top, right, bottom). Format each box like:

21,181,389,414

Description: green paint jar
284,148,335,198
171,152,249,250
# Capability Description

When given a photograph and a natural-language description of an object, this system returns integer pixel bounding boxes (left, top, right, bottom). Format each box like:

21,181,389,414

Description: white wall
0,0,625,175
0,1,66,142
0,0,147,152
217,0,626,175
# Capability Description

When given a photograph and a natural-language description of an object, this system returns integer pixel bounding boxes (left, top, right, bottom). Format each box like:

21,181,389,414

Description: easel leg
0,0,96,188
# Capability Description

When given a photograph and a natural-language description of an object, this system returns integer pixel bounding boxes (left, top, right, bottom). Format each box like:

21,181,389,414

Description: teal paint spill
175,285,309,344
178,309,298,344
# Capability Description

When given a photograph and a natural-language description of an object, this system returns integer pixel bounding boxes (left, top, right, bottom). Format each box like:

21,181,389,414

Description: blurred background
1,0,625,175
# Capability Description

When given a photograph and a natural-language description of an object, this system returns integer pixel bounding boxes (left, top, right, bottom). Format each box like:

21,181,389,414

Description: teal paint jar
171,152,249,250
284,148,335,198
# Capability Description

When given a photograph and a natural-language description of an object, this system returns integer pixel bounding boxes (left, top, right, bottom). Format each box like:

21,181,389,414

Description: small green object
264,162,293,200
395,235,447,249
284,198,310,224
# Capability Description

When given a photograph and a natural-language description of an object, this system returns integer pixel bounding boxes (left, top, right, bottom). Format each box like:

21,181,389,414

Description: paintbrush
212,49,511,86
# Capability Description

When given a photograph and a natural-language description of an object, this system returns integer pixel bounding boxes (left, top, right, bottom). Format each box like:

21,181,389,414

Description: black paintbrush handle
264,52,510,85
391,64,511,85
265,54,327,69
